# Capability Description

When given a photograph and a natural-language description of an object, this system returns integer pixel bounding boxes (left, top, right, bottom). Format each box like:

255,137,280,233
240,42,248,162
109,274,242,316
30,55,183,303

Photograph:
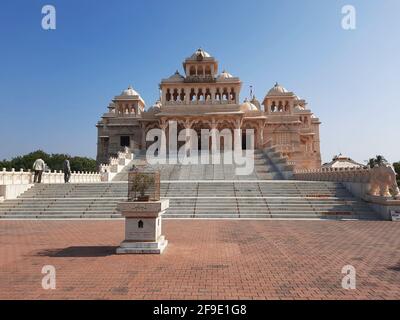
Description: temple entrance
120,136,130,148
242,133,247,150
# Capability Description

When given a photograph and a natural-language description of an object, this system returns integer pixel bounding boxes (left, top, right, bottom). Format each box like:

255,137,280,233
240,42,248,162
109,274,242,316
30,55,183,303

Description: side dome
250,95,261,109
240,99,258,112
294,104,305,112
217,70,233,80
168,70,185,80
267,82,288,96
148,100,162,112
121,85,139,96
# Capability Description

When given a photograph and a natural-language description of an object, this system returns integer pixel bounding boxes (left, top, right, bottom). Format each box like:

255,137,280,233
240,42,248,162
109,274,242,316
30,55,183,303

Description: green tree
0,150,97,172
70,156,97,172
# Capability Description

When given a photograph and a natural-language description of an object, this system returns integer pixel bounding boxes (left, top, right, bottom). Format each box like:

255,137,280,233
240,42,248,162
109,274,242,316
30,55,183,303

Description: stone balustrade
293,166,371,183
293,164,400,199
0,168,101,185
293,165,400,220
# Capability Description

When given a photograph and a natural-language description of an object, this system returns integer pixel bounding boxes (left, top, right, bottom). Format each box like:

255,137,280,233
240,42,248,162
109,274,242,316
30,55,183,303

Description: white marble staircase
0,180,380,220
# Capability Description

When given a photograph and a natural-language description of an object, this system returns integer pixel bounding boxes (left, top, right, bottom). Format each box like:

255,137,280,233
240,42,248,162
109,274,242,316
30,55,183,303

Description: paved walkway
0,220,399,299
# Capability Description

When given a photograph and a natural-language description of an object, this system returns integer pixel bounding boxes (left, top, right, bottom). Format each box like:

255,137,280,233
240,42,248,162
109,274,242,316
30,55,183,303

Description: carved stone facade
96,49,322,170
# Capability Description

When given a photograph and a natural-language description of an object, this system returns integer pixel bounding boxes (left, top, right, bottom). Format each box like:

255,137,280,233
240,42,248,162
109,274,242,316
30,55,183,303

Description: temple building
96,49,322,170
322,154,364,169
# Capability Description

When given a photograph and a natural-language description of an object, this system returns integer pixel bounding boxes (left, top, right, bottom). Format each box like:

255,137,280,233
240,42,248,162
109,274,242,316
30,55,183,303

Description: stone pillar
185,88,191,104
160,120,169,157
140,124,147,150
116,200,170,254
258,123,264,149
210,88,216,104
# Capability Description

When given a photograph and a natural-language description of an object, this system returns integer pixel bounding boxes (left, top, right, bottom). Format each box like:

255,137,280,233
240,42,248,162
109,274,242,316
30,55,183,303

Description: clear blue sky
1,0,399,164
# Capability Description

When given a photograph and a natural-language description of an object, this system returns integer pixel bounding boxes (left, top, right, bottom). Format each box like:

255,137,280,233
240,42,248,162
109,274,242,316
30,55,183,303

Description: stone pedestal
116,199,169,254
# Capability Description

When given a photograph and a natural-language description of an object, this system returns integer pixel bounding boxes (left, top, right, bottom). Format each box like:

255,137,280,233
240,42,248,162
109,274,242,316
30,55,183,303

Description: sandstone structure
96,49,321,170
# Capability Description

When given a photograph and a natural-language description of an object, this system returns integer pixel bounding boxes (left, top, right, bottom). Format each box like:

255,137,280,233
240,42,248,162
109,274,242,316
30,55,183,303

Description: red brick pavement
0,220,399,300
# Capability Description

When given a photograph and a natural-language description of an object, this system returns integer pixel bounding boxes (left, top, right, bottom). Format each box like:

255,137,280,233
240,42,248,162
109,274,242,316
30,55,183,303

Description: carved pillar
159,119,168,156
140,123,147,150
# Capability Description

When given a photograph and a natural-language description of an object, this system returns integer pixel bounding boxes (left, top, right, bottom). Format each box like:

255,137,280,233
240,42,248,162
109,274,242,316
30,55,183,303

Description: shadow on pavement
36,246,118,257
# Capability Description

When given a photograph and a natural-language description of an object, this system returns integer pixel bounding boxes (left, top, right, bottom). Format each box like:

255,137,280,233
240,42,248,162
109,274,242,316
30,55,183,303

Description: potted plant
129,172,155,202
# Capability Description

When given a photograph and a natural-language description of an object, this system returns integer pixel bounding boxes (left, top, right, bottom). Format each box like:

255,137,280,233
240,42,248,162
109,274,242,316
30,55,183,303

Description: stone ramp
0,181,380,220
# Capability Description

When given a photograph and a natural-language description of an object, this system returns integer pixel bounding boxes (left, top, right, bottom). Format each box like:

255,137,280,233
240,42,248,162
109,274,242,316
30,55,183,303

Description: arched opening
230,88,236,101
180,89,185,101
222,88,229,101
215,88,221,101
172,89,179,101
278,101,283,112
271,101,276,112
205,88,211,101
197,89,204,101
190,88,196,102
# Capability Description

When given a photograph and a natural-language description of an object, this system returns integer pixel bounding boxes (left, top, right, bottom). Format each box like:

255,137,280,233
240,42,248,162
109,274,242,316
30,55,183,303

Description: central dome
190,48,212,59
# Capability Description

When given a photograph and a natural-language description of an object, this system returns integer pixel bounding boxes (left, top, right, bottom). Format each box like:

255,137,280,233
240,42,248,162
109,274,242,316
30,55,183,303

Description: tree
394,161,400,186
367,155,387,168
0,150,97,172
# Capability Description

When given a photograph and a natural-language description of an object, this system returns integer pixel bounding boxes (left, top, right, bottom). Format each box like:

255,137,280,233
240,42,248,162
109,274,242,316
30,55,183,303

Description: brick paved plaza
0,220,399,300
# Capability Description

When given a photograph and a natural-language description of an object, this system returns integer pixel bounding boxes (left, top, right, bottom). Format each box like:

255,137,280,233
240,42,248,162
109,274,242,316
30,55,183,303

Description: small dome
250,95,261,109
190,48,211,59
147,100,162,113
153,100,162,109
240,99,258,112
267,82,288,96
294,104,305,111
168,70,185,80
121,85,139,96
217,70,233,80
